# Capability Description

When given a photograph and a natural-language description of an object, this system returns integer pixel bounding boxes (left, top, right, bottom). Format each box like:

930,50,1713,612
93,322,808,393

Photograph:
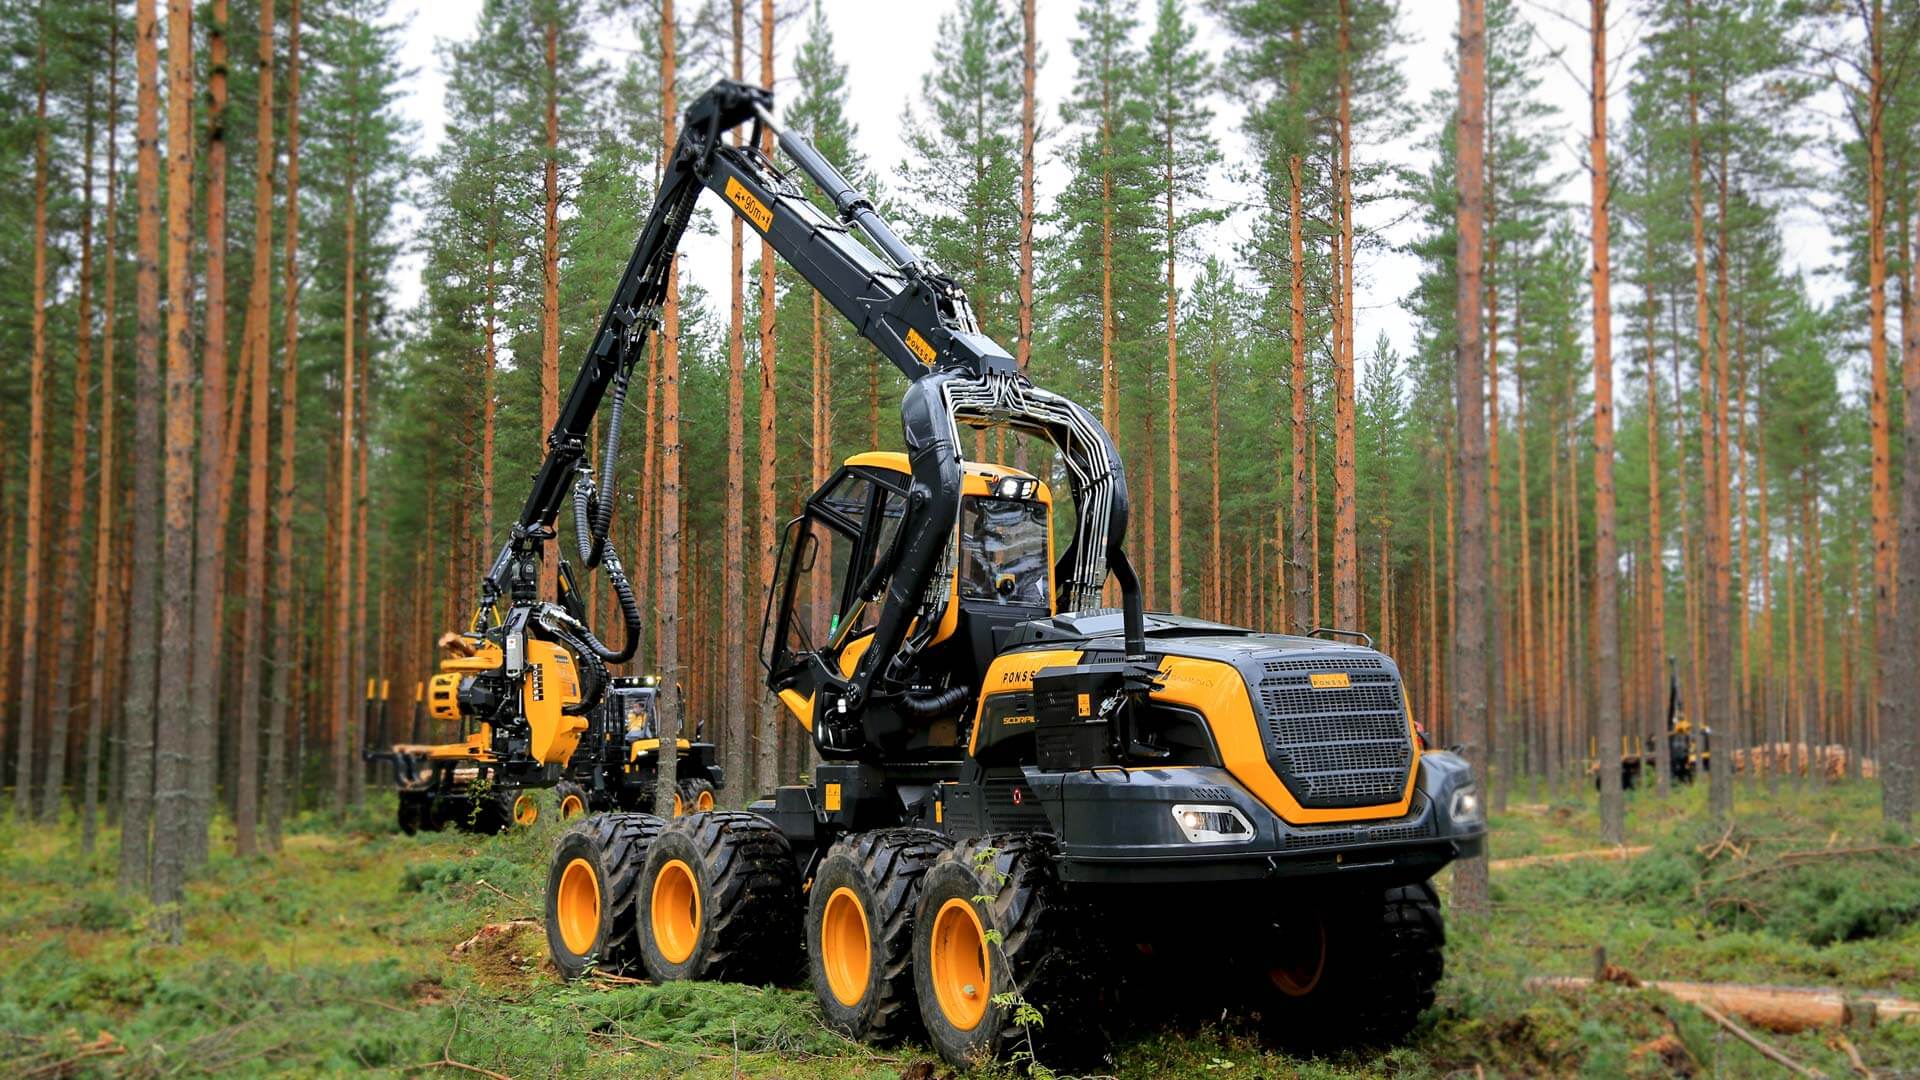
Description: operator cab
761,451,1053,758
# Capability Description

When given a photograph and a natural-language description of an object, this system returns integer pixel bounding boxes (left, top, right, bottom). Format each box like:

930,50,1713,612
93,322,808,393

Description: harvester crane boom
479,79,1148,762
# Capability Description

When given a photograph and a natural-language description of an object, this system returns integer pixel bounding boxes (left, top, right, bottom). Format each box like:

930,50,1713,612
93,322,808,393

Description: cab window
958,496,1049,607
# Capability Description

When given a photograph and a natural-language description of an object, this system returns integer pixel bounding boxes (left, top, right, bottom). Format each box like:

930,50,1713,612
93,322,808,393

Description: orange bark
266,0,301,848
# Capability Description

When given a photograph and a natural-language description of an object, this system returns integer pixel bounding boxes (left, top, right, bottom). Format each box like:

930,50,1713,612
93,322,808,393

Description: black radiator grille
1256,662,1411,809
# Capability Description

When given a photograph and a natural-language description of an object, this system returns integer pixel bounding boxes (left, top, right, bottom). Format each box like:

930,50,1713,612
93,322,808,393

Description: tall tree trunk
185,0,229,862
1589,0,1623,843
16,11,51,822
755,0,780,791
1287,149,1308,634
46,67,101,822
153,0,197,938
85,13,123,853
266,0,300,849
1165,124,1182,609
333,66,358,816
1331,0,1358,633
1643,178,1670,796
724,0,747,805
1211,355,1222,620
1451,0,1491,914
233,0,274,856
1684,0,1727,820
119,0,164,890
483,231,496,550
1017,0,1035,468
1891,181,1920,822
540,13,561,603
1862,0,1905,824
656,0,682,812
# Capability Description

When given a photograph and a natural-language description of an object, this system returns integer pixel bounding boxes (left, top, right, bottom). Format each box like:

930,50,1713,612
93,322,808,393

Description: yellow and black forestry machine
506,81,1485,1066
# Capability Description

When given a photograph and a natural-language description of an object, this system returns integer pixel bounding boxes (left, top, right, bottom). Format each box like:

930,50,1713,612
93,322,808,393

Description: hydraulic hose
899,684,971,719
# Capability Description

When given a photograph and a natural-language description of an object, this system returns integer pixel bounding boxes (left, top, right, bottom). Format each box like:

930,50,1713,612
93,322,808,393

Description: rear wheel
677,778,717,814
552,781,590,821
910,834,1104,1070
1248,880,1444,1048
806,829,949,1044
397,792,427,835
636,811,803,985
510,790,542,828
543,812,668,979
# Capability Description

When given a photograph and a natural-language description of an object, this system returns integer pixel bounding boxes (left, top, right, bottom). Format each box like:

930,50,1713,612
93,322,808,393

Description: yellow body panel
966,650,1418,825
966,648,1089,755
523,639,589,765
626,737,695,763
1153,655,1418,825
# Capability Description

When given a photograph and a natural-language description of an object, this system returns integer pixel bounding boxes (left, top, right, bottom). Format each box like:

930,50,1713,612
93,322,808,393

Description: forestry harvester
368,666,723,834
498,81,1488,1066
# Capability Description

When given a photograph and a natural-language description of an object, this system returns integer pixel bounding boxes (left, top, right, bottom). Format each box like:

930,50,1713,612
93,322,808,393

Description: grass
2,778,1916,1077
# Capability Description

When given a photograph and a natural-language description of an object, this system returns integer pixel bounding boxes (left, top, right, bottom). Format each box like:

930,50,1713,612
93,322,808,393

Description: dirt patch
1631,1033,1696,1076
452,920,546,987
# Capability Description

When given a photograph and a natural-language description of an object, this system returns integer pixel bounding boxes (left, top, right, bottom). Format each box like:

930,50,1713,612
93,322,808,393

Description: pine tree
1452,0,1491,914
1144,0,1219,613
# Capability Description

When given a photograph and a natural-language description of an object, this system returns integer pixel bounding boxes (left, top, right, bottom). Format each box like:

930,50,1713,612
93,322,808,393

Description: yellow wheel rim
672,791,686,817
929,897,990,1031
556,857,601,956
559,793,585,819
513,793,539,826
1268,919,1327,997
695,788,715,812
820,886,872,1007
651,859,701,964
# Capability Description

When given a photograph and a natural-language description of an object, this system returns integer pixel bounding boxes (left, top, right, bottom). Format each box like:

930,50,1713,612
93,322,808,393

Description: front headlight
1171,804,1254,844
1449,783,1484,827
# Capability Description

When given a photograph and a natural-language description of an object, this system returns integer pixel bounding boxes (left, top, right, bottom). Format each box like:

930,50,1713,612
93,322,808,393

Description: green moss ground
3,779,1916,1077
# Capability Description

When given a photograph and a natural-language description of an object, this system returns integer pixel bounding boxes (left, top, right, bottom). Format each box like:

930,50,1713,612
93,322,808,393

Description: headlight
1170,804,1254,844
1449,783,1484,826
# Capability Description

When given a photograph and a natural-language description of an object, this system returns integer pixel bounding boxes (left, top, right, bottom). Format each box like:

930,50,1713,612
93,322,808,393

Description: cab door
760,467,908,722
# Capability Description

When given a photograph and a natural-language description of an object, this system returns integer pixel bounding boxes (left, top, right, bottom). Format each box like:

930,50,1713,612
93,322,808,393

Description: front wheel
910,834,1105,1070
1248,880,1445,1048
807,829,949,1044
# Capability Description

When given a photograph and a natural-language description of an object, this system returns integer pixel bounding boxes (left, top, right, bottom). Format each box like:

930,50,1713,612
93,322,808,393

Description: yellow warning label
724,176,773,232
824,782,842,812
904,328,937,366
1076,692,1092,717
1310,673,1351,689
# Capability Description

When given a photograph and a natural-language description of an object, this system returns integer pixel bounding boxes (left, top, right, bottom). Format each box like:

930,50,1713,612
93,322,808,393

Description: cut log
1527,975,1920,1033
1491,845,1650,871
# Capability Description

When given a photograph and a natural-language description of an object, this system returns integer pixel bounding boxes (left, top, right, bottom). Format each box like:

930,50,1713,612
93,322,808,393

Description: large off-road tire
1249,880,1445,1048
910,834,1106,1070
807,829,951,1044
636,811,803,986
675,778,716,815
552,780,590,822
544,812,669,980
508,788,544,828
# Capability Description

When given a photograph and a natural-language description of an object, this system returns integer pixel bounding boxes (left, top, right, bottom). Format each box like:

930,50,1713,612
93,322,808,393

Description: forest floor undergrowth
3,778,1918,1078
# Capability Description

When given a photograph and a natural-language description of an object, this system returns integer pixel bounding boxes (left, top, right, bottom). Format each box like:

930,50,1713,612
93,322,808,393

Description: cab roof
844,451,1050,500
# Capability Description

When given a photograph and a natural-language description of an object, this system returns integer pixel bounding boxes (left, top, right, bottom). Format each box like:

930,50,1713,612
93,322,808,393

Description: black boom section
477,77,1150,762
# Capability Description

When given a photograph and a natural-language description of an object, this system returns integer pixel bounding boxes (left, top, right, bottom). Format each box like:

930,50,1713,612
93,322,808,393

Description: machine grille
1256,658,1411,809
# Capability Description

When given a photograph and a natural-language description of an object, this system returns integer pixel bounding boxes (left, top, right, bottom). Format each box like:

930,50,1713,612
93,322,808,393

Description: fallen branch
406,1057,516,1080
1491,845,1649,871
1694,1000,1824,1078
587,969,647,986
474,879,533,912
1830,1033,1872,1079
1527,976,1919,1033
17,1033,125,1079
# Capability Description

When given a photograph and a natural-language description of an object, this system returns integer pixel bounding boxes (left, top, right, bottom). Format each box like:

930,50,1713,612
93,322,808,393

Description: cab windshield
958,496,1049,607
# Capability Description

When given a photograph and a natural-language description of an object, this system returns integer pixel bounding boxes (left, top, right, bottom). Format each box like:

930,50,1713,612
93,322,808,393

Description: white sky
387,0,1850,380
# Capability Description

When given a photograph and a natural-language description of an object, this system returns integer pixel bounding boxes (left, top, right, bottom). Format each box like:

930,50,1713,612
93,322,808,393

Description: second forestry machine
418,79,1485,1066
